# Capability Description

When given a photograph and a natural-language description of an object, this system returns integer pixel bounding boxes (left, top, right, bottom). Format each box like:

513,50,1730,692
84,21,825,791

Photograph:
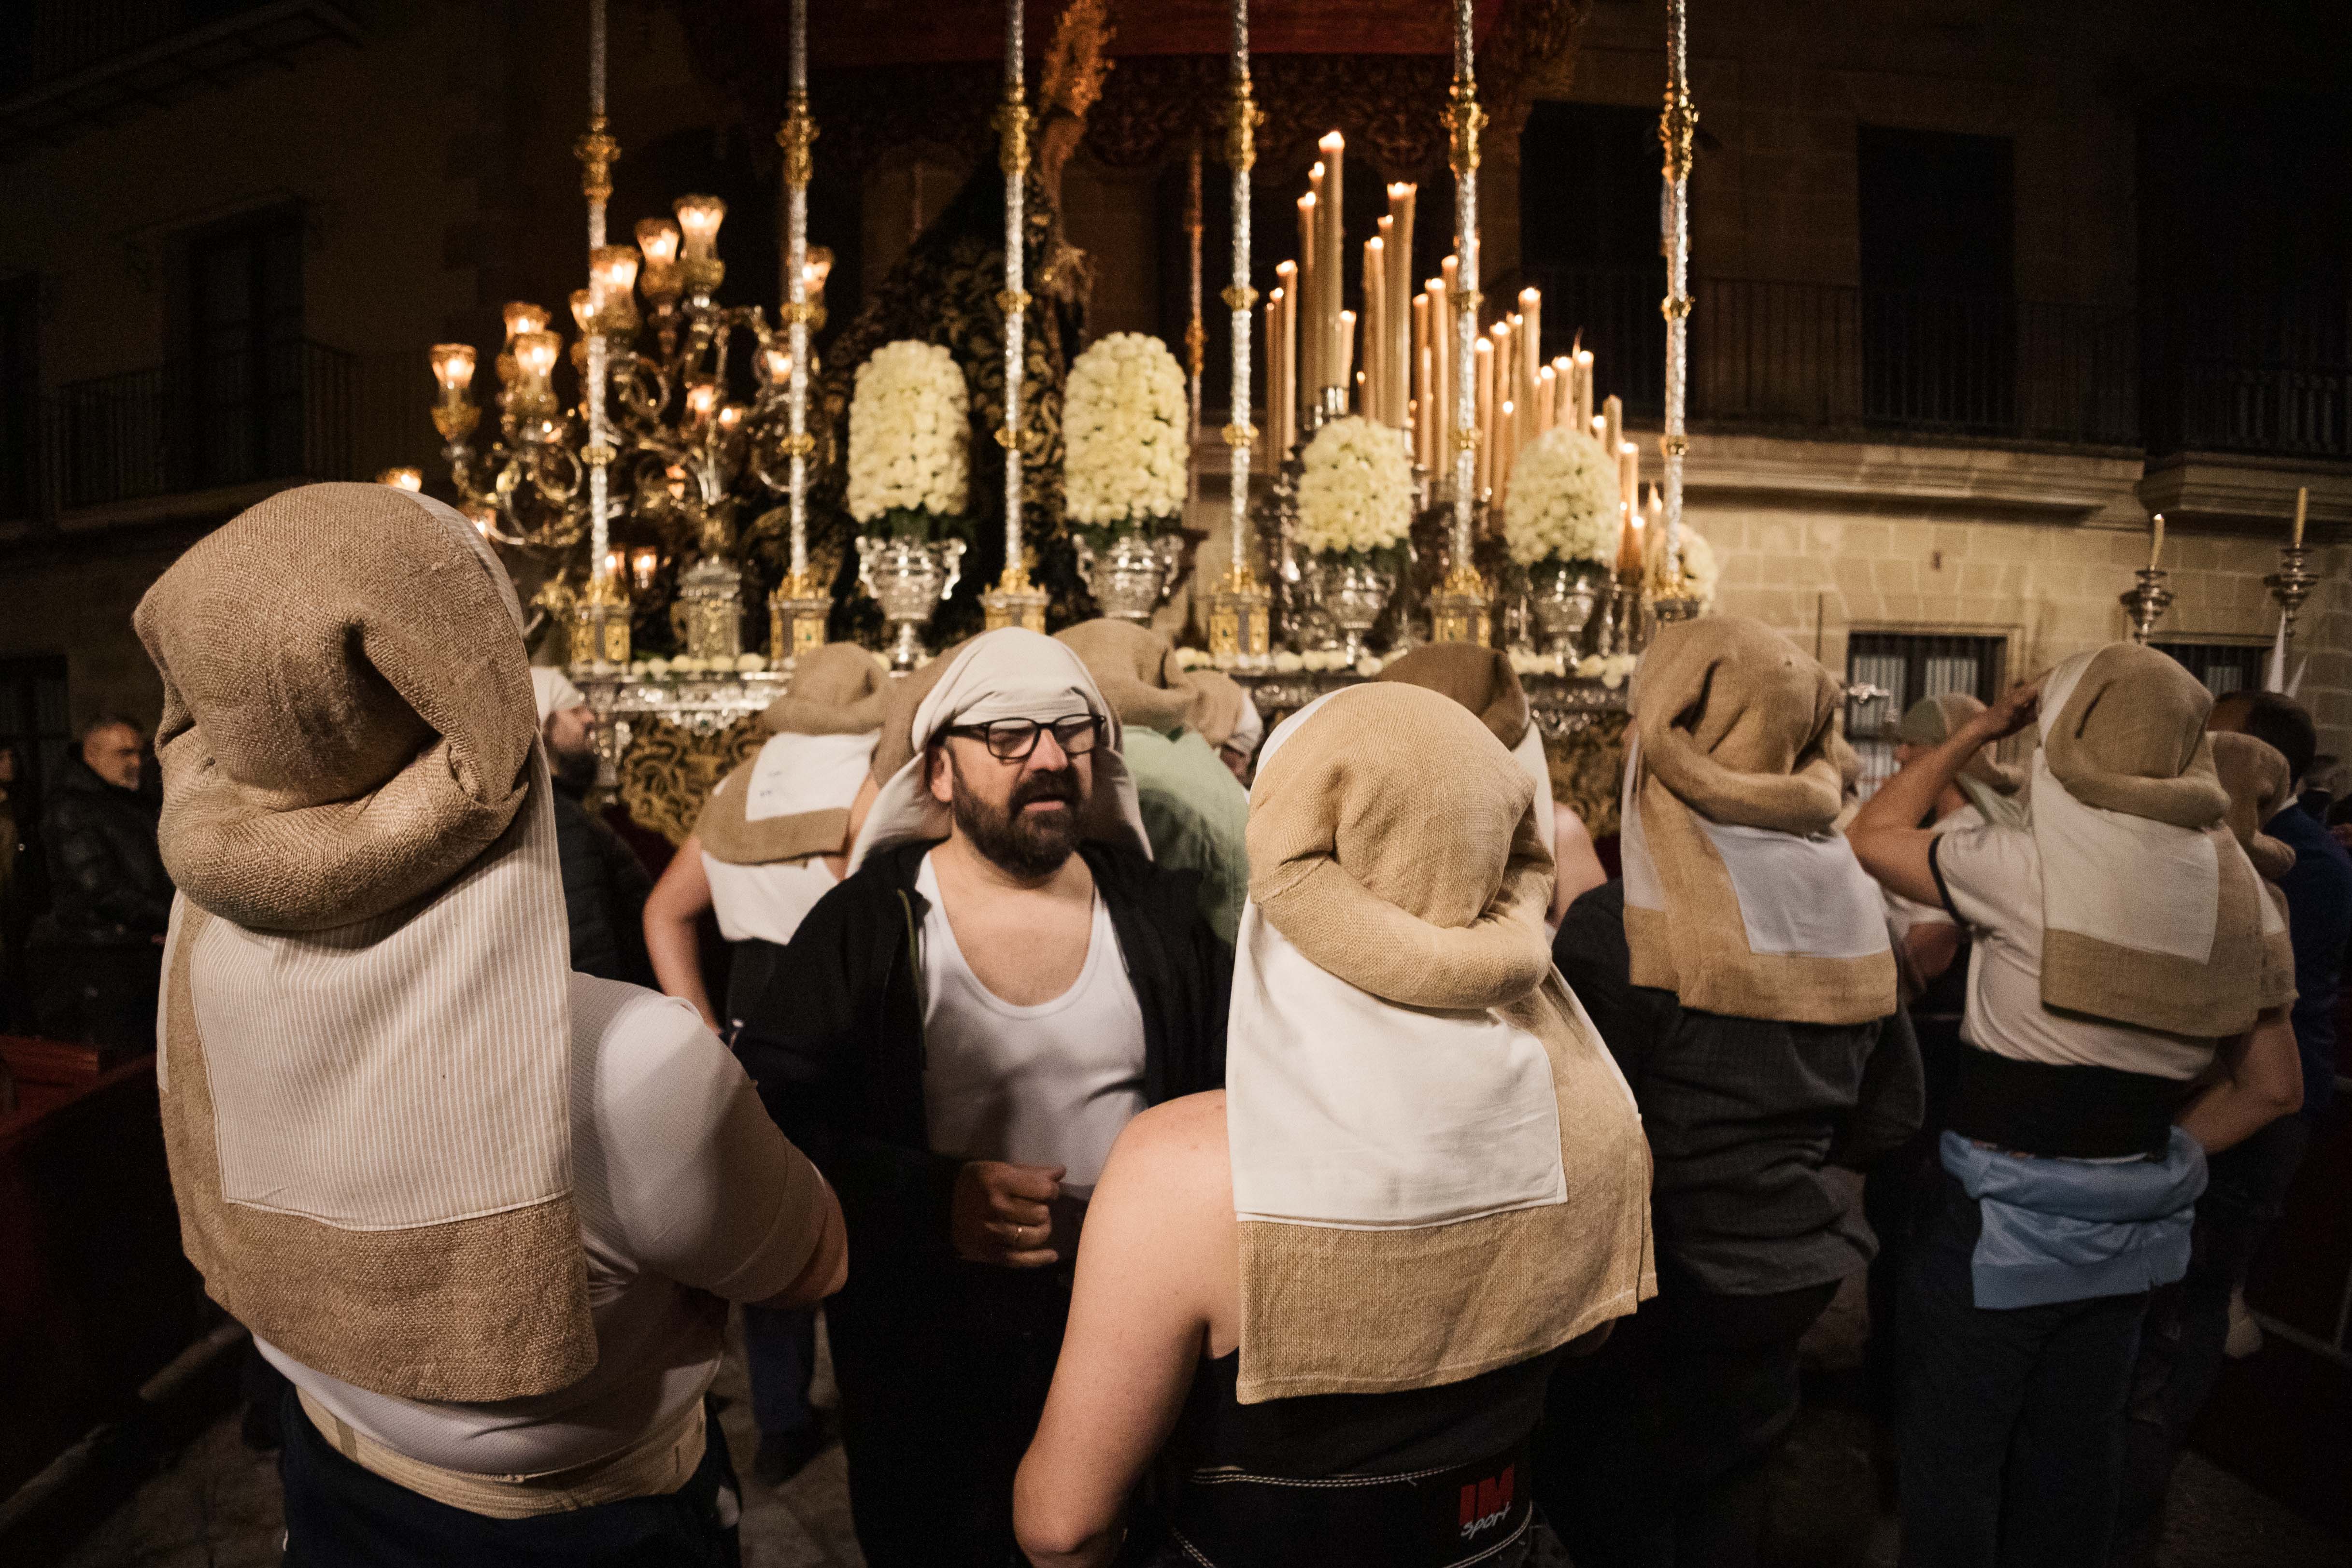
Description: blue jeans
1899,1170,2151,1568
741,1303,819,1440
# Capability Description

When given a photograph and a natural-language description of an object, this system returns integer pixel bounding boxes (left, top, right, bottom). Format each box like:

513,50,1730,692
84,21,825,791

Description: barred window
2153,640,2269,700
1843,632,2008,799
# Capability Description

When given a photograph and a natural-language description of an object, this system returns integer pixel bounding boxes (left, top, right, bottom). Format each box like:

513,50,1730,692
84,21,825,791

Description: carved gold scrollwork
1442,84,1486,177
994,98,1032,177
778,91,818,189
574,113,620,204
1226,76,1261,172
617,714,768,847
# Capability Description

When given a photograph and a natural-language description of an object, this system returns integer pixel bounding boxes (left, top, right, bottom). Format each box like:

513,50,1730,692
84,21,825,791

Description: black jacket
41,758,172,947
1556,879,1923,1295
550,784,656,988
731,838,1231,1279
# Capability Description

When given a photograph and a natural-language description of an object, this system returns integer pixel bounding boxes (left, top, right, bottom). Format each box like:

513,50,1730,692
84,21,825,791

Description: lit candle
1265,292,1285,463
673,194,726,262
630,547,660,591
1575,349,1594,430
2292,487,2308,550
430,342,476,396
1363,236,1386,424
1537,364,1557,432
1431,272,1455,457
1517,287,1542,447
1387,184,1416,431
376,466,423,492
1603,394,1623,460
1319,132,1346,395
1411,293,1431,464
1373,221,1394,420
1297,191,1319,410
2149,512,2165,572
1619,439,1640,523
1474,335,1495,496
1337,309,1357,403
1275,261,1299,453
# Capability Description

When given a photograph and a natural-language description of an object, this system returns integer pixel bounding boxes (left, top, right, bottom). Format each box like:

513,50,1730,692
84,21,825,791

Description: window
1520,101,1665,414
2153,640,2269,699
0,276,37,519
1843,631,2008,798
184,205,305,488
1857,127,2016,433
0,655,71,810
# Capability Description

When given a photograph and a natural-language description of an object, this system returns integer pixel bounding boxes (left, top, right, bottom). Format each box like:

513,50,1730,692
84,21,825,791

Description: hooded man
1850,641,2298,1568
134,482,845,1564
1054,619,1252,943
640,641,886,1485
529,666,655,988
732,626,1231,1568
1538,616,1921,1568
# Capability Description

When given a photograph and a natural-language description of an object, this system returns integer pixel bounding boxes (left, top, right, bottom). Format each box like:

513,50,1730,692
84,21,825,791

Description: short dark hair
77,713,143,746
2217,690,2318,784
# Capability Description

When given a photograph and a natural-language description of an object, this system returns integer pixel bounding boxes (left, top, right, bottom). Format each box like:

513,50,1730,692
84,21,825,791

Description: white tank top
914,853,1148,1187
702,852,838,946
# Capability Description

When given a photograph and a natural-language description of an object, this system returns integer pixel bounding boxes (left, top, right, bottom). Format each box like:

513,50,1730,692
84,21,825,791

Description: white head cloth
529,666,587,723
846,627,1151,871
1226,690,1266,757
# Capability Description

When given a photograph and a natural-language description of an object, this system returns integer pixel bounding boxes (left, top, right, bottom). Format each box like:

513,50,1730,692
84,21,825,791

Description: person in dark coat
732,629,1230,1568
531,669,655,988
37,715,173,1054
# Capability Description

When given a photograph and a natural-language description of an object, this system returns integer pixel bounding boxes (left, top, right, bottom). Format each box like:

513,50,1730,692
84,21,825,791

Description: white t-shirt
1934,821,2216,1081
260,974,825,1475
915,853,1149,1188
1884,806,1969,939
703,851,838,946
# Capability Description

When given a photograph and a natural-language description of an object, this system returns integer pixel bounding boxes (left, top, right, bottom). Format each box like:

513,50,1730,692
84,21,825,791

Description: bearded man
732,627,1230,1568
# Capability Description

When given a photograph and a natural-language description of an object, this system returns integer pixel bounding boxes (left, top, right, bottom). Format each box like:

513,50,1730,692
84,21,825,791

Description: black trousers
1897,1170,2150,1568
826,1261,1070,1568
36,941,161,1058
278,1387,742,1567
1530,1270,1841,1568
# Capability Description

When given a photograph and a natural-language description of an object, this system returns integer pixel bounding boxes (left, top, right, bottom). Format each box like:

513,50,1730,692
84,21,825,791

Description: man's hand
952,1160,1066,1268
1967,678,2043,745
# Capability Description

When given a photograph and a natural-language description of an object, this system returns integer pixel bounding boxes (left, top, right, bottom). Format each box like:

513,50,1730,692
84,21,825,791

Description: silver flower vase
1311,555,1397,665
1527,559,1603,656
1075,527,1183,623
857,534,966,670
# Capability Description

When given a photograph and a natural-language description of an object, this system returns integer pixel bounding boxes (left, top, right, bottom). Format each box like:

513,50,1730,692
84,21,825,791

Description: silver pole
1659,0,1695,581
1226,0,1255,574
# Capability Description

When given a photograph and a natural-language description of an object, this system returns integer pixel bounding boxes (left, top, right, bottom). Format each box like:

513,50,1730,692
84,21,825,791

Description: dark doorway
184,205,306,488
0,276,38,520
1520,101,1666,415
1856,127,2015,433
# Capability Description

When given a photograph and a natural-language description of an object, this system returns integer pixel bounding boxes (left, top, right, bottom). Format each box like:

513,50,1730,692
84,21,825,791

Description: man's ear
925,742,955,806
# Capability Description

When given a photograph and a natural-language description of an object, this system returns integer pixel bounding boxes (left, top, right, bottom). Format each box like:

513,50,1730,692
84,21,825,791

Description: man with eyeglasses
731,628,1231,1568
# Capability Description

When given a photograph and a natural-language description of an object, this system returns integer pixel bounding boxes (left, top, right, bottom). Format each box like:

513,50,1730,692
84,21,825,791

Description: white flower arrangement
847,339,970,530
1644,517,1719,610
1502,428,1620,568
1576,652,1640,689
1063,333,1188,537
1295,416,1415,559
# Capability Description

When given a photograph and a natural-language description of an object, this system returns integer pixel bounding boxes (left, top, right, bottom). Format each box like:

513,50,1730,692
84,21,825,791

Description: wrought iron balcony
37,338,353,514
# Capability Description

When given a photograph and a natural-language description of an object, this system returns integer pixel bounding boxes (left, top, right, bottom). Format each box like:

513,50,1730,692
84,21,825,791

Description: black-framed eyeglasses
941,713,1103,763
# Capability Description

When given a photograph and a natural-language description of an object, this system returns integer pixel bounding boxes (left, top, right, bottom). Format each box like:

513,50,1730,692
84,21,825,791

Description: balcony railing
41,339,353,513
1530,267,2141,448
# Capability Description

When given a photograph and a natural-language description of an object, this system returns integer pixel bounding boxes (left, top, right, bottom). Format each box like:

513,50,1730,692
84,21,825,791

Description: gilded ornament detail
574,113,619,204
777,92,818,189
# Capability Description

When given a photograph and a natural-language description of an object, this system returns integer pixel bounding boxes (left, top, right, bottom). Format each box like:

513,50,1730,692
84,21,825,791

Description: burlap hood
848,628,1150,869
1620,617,1896,1025
699,644,884,866
1226,684,1652,1403
1898,691,2027,827
2210,731,2298,1010
1375,643,1530,749
1376,642,1555,866
132,483,593,1402
1188,669,1254,753
2031,644,2266,1037
1054,619,1208,735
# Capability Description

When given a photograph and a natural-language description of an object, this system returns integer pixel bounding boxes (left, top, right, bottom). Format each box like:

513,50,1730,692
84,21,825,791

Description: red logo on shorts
1458,1462,1516,1540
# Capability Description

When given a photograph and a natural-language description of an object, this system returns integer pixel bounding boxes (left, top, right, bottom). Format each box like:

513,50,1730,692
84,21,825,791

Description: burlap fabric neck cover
2211,731,2299,1011
1227,684,1653,1404
134,483,593,1402
2032,643,2265,1038
697,643,885,867
1621,617,1896,1025
1898,691,2027,828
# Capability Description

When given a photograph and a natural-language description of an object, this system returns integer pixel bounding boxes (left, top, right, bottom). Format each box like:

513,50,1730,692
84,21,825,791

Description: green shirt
1121,728,1250,946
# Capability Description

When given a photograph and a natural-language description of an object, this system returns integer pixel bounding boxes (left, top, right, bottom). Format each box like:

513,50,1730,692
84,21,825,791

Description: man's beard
949,756,1086,879
549,741,599,791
